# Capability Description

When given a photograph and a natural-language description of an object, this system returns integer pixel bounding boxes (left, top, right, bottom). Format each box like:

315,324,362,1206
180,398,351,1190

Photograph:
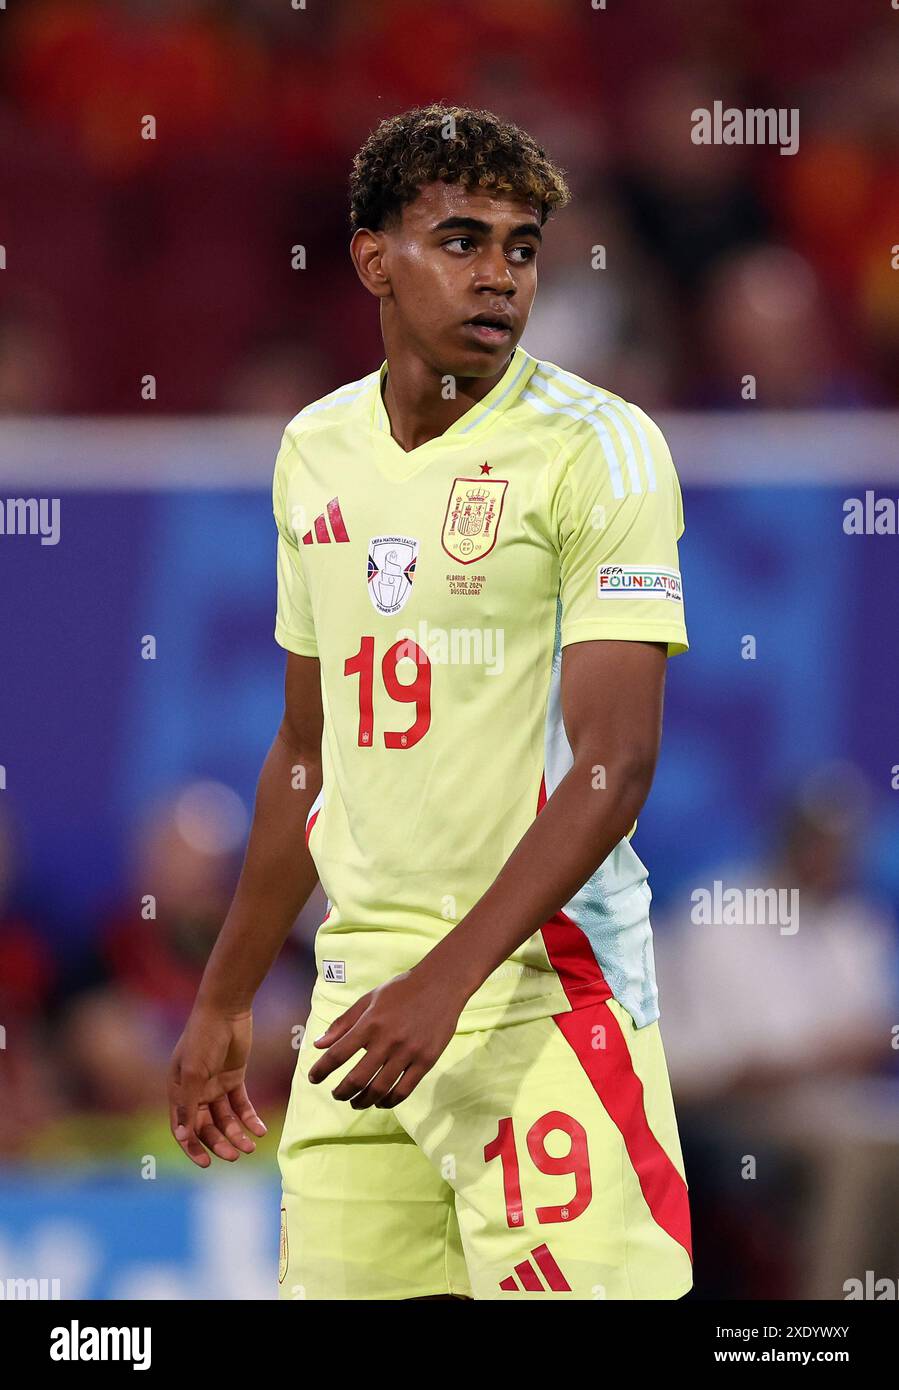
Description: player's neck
381,343,512,452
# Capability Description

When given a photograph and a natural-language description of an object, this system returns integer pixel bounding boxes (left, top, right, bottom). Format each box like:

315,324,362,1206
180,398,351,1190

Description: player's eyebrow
432,216,543,243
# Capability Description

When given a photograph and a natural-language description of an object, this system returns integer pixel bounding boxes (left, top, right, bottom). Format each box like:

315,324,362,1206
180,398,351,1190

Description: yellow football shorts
277,993,693,1300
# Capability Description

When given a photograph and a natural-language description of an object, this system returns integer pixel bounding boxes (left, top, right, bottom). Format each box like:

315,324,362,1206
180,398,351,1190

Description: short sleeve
273,431,318,657
552,404,688,656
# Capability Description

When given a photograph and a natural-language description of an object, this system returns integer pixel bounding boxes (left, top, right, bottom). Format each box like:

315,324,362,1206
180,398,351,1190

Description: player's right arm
167,650,323,1168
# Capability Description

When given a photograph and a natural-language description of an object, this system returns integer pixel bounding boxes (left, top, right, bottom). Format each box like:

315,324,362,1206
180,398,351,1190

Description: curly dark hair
349,103,571,233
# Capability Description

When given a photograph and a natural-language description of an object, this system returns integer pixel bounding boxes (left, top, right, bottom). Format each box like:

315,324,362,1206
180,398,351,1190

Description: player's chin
446,326,520,375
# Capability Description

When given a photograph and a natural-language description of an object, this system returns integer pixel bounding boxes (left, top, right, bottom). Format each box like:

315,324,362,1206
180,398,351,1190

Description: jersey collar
370,345,537,444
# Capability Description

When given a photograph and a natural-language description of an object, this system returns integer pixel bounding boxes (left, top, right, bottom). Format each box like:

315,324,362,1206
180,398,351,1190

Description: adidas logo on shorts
498,1243,571,1293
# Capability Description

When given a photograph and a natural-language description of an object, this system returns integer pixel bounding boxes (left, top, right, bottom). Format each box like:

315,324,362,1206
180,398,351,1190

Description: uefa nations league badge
367,536,419,614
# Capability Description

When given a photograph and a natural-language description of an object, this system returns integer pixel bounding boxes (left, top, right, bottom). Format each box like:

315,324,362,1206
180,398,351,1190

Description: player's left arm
310,403,687,1108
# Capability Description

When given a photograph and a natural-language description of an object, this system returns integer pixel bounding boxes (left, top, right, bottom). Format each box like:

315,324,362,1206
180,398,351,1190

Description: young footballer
169,104,692,1301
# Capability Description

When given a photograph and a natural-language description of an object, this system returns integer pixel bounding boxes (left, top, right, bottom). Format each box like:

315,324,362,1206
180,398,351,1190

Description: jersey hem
309,973,646,1034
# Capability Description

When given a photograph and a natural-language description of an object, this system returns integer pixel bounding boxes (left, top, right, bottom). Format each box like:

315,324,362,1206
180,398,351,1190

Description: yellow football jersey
273,345,688,1033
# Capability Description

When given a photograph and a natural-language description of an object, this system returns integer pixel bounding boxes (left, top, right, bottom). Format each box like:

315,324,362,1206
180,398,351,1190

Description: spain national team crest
367,535,419,614
441,476,508,564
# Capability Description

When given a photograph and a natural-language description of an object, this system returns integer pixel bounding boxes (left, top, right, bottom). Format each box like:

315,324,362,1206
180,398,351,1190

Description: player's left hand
307,968,465,1107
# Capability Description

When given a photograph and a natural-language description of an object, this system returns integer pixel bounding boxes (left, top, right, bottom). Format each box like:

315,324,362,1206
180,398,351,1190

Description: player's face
380,181,541,376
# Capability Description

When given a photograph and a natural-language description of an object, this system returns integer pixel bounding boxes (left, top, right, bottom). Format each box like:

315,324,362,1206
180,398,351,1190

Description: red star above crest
480,461,492,474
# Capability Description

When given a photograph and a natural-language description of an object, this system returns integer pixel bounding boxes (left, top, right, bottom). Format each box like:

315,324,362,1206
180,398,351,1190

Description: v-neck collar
368,346,536,481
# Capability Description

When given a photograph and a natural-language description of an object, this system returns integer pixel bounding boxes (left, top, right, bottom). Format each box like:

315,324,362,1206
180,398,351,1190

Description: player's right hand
167,1005,267,1168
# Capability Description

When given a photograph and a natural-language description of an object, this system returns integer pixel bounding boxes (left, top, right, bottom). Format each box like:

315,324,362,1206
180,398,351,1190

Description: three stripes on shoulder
523,365,659,500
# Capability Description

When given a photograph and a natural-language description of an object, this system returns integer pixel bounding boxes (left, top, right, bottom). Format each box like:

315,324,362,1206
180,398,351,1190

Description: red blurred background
1,0,897,415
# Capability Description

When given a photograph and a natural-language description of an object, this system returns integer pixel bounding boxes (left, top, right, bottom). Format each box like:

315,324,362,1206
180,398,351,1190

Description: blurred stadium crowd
1,0,897,414
0,786,319,1166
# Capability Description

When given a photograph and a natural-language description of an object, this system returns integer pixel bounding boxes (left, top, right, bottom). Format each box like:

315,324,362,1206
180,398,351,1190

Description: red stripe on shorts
535,771,692,1261
553,1003,692,1260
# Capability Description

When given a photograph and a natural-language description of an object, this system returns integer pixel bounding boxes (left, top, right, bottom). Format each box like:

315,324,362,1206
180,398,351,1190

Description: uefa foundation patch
596,565,683,601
